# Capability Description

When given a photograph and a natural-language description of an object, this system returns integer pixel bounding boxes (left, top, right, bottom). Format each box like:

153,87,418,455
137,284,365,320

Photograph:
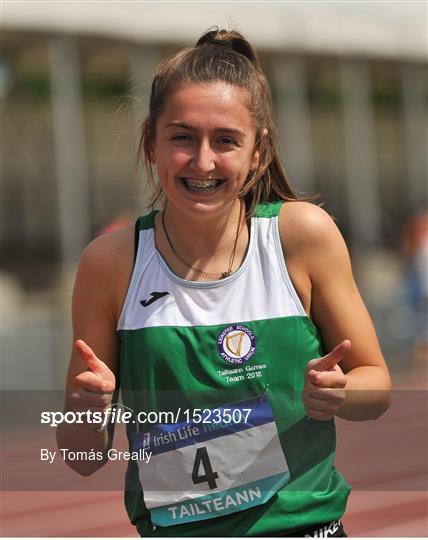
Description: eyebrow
164,122,246,138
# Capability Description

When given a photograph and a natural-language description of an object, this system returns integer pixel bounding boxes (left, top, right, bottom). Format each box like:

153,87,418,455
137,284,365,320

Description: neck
158,200,249,280
163,200,244,260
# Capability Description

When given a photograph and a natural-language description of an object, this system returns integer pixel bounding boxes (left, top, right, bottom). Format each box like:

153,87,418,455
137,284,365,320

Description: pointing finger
308,340,351,373
75,339,106,377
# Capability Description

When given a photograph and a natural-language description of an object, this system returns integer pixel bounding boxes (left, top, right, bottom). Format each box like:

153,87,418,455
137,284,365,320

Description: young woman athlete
57,29,392,537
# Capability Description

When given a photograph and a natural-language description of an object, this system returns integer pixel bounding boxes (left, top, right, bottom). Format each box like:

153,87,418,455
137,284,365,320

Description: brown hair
138,27,310,219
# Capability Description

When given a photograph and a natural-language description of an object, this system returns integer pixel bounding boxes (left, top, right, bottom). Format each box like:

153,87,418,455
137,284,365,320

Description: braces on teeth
183,178,220,188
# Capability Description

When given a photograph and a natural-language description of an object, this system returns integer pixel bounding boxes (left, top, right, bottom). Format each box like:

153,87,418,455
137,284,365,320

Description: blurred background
1,0,427,537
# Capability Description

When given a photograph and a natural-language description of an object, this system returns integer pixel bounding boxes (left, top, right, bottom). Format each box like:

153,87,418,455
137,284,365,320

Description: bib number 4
191,446,219,489
133,395,291,527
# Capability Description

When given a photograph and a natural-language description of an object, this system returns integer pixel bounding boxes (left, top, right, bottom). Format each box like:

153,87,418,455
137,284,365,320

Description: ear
251,149,260,170
251,128,267,169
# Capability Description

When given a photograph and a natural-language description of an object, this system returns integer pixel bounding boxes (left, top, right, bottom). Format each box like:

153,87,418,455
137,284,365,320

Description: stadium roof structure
2,0,427,61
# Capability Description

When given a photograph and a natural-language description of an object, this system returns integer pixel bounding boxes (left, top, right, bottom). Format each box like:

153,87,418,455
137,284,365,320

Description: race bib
131,395,289,527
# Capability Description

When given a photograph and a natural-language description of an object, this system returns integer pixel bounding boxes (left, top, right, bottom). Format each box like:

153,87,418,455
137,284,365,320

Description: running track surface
2,371,427,537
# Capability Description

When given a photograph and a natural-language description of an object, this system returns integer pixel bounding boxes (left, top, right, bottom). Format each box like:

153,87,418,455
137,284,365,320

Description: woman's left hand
302,340,351,420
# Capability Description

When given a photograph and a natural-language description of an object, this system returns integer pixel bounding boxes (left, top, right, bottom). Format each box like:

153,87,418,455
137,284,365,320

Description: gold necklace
162,204,243,280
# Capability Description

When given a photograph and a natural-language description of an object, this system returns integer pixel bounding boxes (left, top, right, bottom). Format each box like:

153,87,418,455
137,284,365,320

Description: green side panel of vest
138,210,158,231
252,201,283,218
118,316,350,536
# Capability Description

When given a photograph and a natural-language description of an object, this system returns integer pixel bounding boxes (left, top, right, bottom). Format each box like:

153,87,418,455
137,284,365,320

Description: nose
190,139,216,175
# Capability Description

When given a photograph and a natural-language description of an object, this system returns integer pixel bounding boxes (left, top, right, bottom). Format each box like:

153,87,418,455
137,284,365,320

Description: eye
170,134,193,142
217,137,239,146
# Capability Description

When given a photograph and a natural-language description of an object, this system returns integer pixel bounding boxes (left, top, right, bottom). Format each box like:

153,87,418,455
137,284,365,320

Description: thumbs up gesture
70,339,116,413
302,340,351,421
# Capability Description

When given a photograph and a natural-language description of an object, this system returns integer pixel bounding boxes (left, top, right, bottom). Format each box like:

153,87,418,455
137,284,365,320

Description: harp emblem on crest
217,325,256,365
225,332,245,356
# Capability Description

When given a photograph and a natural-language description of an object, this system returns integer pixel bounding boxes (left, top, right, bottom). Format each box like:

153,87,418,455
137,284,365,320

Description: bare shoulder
279,201,352,282
279,201,343,250
80,225,134,267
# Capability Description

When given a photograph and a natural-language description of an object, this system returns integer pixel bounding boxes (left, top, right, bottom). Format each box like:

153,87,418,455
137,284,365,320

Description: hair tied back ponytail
195,27,260,68
206,38,233,50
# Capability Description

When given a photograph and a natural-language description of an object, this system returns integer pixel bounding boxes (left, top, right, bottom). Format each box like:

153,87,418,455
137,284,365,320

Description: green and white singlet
117,201,351,537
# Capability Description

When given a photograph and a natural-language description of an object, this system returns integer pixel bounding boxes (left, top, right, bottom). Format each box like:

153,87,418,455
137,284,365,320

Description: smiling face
152,81,259,221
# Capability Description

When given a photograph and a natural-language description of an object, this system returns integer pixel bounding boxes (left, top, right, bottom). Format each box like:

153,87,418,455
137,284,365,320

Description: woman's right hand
70,339,116,414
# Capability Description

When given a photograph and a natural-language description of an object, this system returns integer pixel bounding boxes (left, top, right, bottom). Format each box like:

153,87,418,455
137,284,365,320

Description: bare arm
56,228,133,475
280,202,392,421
